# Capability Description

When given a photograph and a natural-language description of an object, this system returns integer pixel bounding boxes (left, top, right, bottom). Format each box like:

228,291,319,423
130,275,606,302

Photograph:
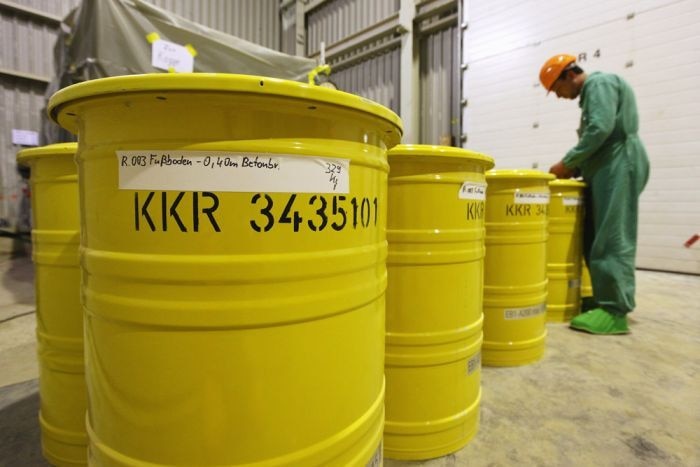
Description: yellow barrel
482,169,554,367
581,259,593,298
546,180,586,322
48,74,402,466
384,145,494,460
17,143,87,467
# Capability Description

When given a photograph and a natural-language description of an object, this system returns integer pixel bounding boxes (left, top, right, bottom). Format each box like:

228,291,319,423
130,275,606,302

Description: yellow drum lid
389,144,494,168
549,179,586,188
47,73,403,145
16,142,77,165
486,169,555,181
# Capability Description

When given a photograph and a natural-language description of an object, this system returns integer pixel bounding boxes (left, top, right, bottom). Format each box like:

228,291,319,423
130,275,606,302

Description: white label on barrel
514,191,550,204
563,196,582,206
116,150,350,194
504,303,546,320
568,278,581,288
459,182,486,200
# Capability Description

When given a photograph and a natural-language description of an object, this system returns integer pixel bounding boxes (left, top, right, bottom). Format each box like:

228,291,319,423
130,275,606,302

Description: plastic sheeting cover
43,0,317,143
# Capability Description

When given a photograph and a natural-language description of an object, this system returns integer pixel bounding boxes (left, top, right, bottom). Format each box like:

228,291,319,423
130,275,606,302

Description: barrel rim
549,179,587,188
16,143,77,165
388,144,494,168
486,169,555,181
47,73,403,144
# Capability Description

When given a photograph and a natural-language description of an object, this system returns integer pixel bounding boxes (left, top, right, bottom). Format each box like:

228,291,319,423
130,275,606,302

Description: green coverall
562,72,650,315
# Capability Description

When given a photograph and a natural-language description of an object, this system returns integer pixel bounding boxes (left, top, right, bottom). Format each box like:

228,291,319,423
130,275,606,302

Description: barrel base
482,351,544,367
384,430,477,461
546,304,578,323
87,387,385,467
482,332,546,367
43,449,88,467
40,412,87,467
384,390,480,461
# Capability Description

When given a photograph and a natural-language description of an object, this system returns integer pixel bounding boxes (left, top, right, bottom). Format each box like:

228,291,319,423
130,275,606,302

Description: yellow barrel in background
48,74,402,466
17,143,86,466
546,180,586,322
581,259,593,298
384,145,494,460
483,170,554,367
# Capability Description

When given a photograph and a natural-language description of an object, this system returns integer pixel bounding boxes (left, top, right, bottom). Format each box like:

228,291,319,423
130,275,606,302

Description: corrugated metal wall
461,0,700,274
419,24,458,145
3,0,77,17
149,0,280,49
330,44,401,114
280,1,297,55
0,79,44,230
306,0,398,55
0,10,59,78
0,0,80,230
0,0,281,231
303,0,458,143
301,0,402,115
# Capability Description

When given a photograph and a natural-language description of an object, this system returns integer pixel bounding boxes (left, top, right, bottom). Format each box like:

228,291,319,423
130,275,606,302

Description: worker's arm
562,78,618,169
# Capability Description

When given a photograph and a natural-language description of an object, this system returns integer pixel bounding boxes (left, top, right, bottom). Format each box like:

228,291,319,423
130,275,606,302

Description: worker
539,54,650,335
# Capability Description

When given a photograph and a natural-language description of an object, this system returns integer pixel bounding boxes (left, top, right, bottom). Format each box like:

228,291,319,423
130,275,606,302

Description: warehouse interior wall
0,0,81,231
302,0,402,115
148,0,281,50
419,23,459,145
0,0,282,234
1,0,462,232
296,0,461,144
460,0,700,274
0,1,698,465
1,0,697,274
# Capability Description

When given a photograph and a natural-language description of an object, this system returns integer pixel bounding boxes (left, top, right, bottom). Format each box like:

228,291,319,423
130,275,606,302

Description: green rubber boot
570,308,630,335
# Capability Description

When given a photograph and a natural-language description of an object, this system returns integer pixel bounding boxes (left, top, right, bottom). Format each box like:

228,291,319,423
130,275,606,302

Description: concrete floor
1,237,698,467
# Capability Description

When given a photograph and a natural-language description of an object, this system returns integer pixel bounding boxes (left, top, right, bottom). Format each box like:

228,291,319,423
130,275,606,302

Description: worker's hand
549,160,574,179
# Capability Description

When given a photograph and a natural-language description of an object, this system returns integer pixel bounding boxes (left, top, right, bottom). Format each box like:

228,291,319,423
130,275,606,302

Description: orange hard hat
539,54,577,91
